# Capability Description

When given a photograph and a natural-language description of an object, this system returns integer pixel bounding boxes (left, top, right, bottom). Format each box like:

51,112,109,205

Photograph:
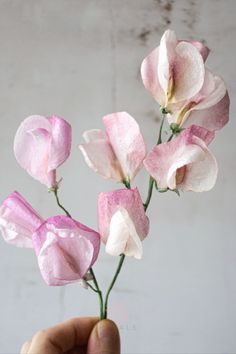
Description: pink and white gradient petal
98,188,149,259
144,126,218,192
32,216,100,286
14,115,72,187
0,191,43,248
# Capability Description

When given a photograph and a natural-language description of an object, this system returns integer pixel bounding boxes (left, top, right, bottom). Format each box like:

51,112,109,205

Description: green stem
143,177,155,212
103,254,126,319
167,133,174,142
157,113,165,145
53,188,71,217
90,268,104,319
86,282,99,293
143,110,166,212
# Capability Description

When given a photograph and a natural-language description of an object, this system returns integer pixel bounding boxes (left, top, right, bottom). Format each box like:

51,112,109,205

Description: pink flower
78,112,146,183
167,71,230,131
14,115,72,188
141,30,229,131
32,216,100,286
0,191,43,248
98,188,149,259
141,29,206,109
144,125,218,192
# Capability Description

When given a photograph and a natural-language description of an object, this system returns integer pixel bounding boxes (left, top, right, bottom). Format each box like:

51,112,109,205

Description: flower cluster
0,30,229,319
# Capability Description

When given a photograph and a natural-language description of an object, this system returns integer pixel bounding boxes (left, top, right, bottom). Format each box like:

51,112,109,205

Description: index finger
27,317,98,354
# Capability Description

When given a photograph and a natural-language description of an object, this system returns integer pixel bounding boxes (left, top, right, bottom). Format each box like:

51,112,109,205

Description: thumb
87,319,120,354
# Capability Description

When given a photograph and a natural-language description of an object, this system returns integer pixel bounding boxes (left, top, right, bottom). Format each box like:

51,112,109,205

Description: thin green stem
103,254,125,319
53,188,71,217
143,177,155,212
86,282,99,293
167,133,174,142
89,268,104,319
157,112,165,144
143,110,166,212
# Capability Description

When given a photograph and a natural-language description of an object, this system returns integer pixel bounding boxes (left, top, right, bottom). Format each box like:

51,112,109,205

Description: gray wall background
0,1,235,353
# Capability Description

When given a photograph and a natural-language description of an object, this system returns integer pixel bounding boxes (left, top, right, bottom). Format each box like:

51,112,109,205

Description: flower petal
14,115,71,187
79,129,124,181
0,191,43,248
48,116,72,171
158,30,178,102
141,46,166,106
183,87,230,132
144,126,217,192
14,115,54,186
32,216,100,286
181,137,218,192
98,188,149,246
103,112,146,181
189,40,210,62
106,208,143,259
172,41,205,102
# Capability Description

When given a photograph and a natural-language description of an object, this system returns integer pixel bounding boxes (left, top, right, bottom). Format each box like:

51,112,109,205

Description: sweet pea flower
166,70,230,131
14,115,72,188
141,29,206,109
32,216,100,286
144,125,218,192
98,188,149,259
78,112,146,183
141,30,229,131
0,191,43,248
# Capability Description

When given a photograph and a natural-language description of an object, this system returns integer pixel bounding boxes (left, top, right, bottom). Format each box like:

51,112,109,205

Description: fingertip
87,319,120,354
20,340,31,354
97,319,120,340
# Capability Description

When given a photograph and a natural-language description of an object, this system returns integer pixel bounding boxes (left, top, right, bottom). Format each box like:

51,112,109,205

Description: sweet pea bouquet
0,30,229,320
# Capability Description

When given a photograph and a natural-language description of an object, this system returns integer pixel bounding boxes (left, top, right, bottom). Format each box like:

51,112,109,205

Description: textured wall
0,1,235,353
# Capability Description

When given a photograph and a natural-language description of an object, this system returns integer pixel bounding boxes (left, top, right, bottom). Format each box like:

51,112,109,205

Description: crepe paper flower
78,112,146,183
144,125,218,192
167,71,230,131
141,29,206,109
98,188,149,259
0,191,43,248
32,215,100,286
14,115,72,188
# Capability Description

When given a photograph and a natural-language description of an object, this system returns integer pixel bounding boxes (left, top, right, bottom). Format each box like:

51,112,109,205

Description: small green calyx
160,107,169,115
123,176,131,189
170,123,184,135
155,182,180,196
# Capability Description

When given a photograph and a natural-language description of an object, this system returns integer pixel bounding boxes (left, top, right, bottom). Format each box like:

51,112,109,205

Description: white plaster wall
0,1,235,353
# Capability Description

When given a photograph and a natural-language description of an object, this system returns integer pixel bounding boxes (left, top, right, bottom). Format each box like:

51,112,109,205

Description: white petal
106,208,143,260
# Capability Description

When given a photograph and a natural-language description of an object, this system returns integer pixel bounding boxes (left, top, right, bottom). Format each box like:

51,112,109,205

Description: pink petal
183,81,229,131
172,41,205,102
103,112,146,181
14,115,54,186
184,125,215,145
78,129,124,181
158,30,178,102
0,191,43,248
141,46,166,107
181,136,218,192
144,126,218,192
48,116,72,171
14,115,71,187
32,216,100,286
98,188,149,247
189,40,210,62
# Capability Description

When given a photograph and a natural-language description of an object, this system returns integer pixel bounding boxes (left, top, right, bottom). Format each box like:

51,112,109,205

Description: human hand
20,317,120,354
